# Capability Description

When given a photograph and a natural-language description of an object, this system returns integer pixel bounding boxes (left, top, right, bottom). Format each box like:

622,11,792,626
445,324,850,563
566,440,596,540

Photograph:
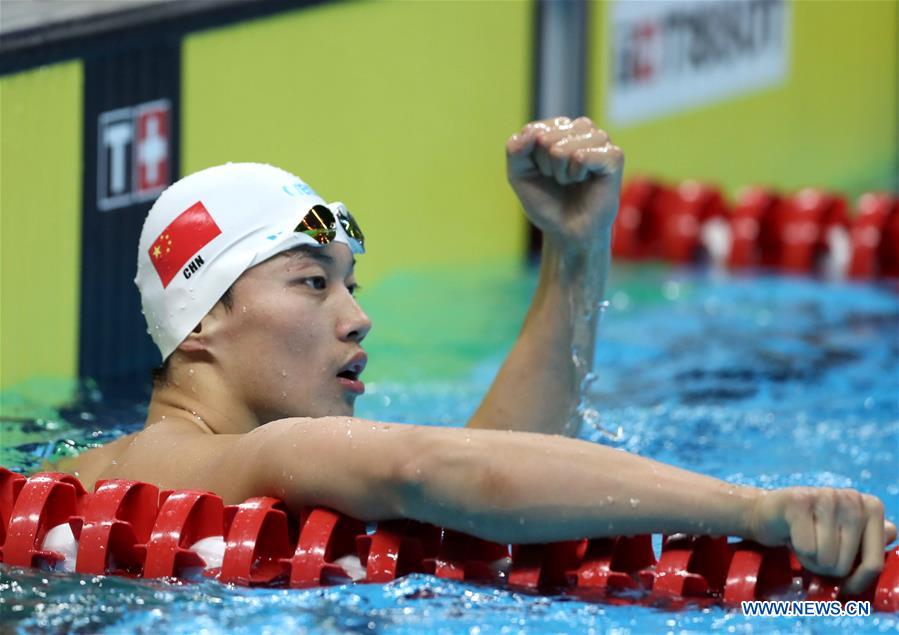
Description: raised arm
468,117,620,436
101,417,895,595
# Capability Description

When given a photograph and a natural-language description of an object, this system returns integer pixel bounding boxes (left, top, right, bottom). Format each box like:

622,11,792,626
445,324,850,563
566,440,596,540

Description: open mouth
336,354,367,395
336,369,360,381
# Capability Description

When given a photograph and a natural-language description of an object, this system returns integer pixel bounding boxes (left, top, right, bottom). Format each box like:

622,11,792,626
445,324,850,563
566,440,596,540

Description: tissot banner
606,0,791,125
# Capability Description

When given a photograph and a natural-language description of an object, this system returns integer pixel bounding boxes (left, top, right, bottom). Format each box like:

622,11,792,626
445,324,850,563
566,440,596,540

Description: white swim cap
135,162,363,360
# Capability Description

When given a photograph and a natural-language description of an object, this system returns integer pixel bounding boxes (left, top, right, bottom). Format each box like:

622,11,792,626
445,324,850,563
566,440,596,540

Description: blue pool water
1,264,898,634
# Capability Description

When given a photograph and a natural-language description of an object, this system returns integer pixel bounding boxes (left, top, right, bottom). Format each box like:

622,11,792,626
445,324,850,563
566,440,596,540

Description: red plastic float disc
423,529,507,582
0,467,26,556
220,496,292,585
284,507,365,588
72,479,159,575
142,489,224,578
723,541,792,604
2,473,86,568
652,535,732,599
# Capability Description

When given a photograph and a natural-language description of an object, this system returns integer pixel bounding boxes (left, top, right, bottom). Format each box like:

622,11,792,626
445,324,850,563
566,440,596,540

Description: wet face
210,243,371,422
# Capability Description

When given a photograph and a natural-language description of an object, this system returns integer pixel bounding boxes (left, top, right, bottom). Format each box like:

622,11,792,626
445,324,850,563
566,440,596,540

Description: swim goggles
295,202,365,254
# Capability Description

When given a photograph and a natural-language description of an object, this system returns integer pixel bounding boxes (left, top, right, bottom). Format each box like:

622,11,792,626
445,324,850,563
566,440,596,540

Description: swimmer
55,117,895,594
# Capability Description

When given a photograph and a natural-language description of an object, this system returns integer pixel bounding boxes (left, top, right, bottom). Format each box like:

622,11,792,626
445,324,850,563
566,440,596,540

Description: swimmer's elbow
240,417,512,525
391,428,514,521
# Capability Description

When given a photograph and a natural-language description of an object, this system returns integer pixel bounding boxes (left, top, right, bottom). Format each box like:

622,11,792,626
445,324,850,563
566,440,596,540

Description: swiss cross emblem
98,99,171,211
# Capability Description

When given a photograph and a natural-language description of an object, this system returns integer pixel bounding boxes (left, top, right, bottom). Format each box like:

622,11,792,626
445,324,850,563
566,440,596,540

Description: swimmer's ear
177,318,210,353
178,305,231,355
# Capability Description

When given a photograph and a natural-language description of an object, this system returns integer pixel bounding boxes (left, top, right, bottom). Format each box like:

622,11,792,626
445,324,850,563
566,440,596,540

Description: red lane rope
1,469,896,611
610,180,898,279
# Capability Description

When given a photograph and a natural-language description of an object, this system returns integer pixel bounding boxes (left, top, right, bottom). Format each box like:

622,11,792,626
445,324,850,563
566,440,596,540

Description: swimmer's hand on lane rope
748,487,897,595
506,116,623,247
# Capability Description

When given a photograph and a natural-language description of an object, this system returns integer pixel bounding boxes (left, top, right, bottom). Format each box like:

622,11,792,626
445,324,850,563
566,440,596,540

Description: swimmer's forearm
468,235,610,436
399,426,758,543
562,236,612,422
258,419,758,544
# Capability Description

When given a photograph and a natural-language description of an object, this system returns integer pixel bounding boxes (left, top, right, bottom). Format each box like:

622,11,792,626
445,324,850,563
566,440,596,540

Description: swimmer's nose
339,299,372,344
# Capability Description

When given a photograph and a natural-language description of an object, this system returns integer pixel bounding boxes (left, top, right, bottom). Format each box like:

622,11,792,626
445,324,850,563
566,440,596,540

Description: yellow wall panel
590,0,897,200
182,0,533,285
0,62,83,398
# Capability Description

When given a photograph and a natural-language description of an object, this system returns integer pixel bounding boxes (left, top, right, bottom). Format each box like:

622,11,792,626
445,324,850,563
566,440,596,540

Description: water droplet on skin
281,391,287,398
606,495,614,503
629,498,640,508
188,368,194,375
280,370,287,377
242,305,248,313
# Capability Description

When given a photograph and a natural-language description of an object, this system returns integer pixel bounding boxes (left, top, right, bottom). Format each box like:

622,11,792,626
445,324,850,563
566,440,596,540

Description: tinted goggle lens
295,205,337,245
335,204,365,250
294,203,365,252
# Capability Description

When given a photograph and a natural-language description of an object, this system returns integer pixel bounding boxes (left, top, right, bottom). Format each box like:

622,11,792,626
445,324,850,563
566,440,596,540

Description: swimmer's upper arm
248,417,423,519
98,417,430,517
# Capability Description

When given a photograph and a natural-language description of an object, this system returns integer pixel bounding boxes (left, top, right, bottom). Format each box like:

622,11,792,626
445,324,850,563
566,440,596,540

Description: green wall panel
0,61,83,402
182,0,534,286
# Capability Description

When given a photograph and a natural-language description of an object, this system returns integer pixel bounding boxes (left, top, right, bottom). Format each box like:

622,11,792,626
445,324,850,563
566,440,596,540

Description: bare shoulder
51,422,207,489
52,419,219,490
99,419,245,493
51,433,138,491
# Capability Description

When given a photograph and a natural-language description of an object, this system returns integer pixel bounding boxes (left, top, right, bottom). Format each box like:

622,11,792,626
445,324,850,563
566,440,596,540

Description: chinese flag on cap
149,201,222,288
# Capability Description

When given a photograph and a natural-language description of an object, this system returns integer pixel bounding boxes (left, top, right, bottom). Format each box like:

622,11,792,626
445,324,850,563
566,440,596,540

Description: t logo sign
98,99,171,211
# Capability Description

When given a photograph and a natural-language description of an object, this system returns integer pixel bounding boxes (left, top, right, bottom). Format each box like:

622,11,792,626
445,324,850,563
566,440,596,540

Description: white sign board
606,0,791,126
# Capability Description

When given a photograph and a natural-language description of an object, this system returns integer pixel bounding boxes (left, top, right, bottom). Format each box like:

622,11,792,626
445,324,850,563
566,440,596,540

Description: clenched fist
749,486,897,595
506,116,624,249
